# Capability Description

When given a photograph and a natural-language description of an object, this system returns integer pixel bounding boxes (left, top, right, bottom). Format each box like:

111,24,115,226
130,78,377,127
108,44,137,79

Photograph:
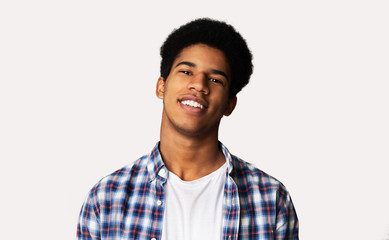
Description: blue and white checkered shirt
77,142,299,239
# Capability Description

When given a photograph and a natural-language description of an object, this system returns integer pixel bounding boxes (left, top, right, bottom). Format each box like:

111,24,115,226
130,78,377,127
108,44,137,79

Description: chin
176,122,219,138
175,126,204,137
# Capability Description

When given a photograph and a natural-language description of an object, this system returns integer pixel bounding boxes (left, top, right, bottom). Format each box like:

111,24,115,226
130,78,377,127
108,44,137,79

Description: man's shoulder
87,154,150,198
230,154,288,194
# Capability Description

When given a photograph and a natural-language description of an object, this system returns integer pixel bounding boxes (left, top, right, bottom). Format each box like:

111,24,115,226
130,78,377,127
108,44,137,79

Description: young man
77,18,299,240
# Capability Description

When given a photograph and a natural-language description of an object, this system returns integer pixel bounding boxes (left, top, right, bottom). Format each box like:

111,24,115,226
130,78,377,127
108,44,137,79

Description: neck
159,119,225,181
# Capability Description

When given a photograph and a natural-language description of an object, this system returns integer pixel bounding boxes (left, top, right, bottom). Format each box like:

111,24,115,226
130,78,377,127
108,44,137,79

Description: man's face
156,43,237,137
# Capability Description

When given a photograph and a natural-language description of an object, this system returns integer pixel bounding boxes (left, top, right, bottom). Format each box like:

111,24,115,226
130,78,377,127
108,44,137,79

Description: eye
210,78,224,86
179,70,192,75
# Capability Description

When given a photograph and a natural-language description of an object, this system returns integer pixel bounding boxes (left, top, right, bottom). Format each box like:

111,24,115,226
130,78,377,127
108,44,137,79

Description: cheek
163,82,181,102
212,96,229,112
167,81,186,96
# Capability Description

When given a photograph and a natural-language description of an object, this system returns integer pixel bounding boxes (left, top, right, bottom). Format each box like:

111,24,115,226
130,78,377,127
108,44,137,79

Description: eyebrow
175,61,229,81
176,61,196,68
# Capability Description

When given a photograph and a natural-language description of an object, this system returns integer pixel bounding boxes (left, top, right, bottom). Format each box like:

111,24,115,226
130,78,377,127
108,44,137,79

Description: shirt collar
219,141,234,175
146,141,234,182
146,142,166,182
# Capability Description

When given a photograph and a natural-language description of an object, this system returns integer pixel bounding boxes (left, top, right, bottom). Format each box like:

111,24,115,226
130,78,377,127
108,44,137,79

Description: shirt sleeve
274,189,299,239
77,191,101,240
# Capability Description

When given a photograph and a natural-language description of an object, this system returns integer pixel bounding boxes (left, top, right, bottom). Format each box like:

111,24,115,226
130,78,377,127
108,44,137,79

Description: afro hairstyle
159,18,253,98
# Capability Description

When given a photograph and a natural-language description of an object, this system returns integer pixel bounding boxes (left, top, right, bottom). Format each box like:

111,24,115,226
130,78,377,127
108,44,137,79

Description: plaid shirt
77,142,299,239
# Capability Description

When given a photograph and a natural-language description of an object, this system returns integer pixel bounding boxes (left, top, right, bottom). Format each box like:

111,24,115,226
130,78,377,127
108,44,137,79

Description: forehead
173,44,231,76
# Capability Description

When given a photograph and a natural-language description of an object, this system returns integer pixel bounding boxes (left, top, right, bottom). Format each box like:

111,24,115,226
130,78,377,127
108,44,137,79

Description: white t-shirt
161,163,227,240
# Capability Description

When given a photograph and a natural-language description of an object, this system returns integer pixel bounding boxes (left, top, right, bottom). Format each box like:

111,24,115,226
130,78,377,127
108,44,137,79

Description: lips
179,95,208,110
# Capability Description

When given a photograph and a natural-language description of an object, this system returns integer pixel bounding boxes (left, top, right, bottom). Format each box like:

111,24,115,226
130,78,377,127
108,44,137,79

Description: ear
223,96,237,116
156,76,166,99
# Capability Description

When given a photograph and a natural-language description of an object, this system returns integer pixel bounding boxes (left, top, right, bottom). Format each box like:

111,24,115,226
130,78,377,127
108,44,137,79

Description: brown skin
156,44,237,181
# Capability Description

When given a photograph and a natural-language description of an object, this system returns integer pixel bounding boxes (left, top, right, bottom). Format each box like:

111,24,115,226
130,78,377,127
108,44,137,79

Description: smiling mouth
180,100,205,109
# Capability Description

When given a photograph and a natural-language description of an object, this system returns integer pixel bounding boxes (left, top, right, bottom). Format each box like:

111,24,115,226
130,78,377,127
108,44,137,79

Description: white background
1,1,388,239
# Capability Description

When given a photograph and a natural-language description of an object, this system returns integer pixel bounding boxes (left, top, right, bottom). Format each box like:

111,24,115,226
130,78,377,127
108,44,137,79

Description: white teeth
181,100,204,109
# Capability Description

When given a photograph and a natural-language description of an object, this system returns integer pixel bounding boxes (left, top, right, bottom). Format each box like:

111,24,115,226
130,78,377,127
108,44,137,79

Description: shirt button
159,169,166,175
151,238,156,240
157,200,162,206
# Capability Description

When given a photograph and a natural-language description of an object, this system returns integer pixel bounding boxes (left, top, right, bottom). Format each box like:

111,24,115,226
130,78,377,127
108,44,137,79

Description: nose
188,73,209,94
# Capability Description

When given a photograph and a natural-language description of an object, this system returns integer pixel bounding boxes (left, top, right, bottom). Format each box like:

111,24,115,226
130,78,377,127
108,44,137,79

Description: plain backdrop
1,1,388,239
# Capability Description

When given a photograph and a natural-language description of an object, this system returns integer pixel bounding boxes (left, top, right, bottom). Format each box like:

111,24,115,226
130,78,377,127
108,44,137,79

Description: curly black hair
160,18,253,98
